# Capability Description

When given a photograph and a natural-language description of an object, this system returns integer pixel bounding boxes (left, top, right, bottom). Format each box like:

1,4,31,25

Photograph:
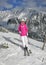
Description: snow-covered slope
0,31,46,65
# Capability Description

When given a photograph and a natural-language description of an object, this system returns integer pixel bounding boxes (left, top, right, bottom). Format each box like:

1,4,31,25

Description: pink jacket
18,23,28,36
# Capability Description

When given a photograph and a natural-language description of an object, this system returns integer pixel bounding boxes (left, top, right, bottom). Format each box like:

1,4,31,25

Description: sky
0,0,46,11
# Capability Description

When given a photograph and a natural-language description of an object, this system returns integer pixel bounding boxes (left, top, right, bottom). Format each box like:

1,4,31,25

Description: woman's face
21,21,25,25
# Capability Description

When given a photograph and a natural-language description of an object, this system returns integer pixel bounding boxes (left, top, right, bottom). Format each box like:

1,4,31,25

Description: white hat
21,19,25,21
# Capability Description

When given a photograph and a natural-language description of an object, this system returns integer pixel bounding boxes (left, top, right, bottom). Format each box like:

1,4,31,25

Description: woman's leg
21,36,25,48
25,36,32,54
21,36,27,56
24,36,28,47
24,36,30,56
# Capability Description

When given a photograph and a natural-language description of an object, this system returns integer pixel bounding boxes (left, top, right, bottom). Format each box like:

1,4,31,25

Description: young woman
18,19,31,56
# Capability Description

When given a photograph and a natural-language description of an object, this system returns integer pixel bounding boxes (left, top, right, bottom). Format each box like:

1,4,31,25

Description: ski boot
25,46,30,56
24,47,27,56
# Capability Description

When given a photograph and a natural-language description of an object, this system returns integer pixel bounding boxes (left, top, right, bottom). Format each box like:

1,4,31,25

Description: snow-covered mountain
0,7,46,22
0,7,46,42
0,7,46,65
0,10,13,22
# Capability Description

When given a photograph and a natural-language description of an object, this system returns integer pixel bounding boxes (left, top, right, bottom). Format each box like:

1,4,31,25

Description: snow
18,12,25,19
3,14,11,22
0,31,46,65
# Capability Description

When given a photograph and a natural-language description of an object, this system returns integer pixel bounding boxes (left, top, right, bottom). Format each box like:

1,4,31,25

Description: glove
27,33,28,36
19,31,21,34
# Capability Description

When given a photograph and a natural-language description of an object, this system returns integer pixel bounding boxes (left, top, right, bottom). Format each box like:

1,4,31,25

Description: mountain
0,7,46,43
0,7,46,22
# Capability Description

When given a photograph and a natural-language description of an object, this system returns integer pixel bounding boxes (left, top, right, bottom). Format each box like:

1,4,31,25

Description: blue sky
0,0,46,11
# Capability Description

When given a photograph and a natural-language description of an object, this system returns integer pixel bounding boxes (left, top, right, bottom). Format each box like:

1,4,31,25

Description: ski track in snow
0,32,46,65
